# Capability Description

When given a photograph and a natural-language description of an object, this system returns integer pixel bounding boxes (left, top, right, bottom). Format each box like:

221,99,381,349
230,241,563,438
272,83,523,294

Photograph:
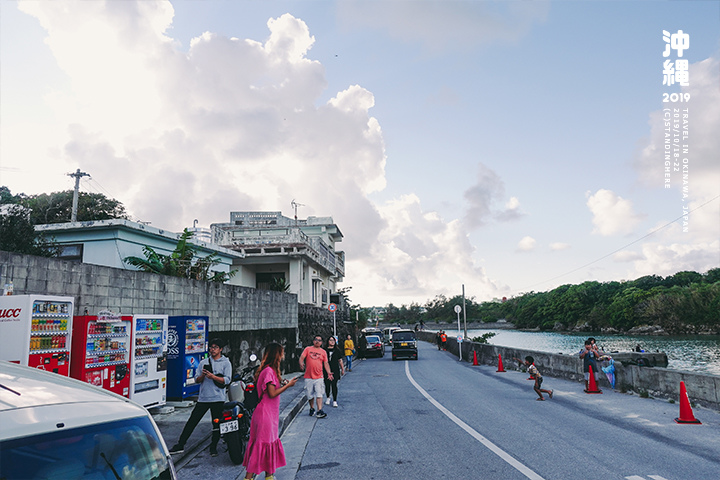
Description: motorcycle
213,354,259,464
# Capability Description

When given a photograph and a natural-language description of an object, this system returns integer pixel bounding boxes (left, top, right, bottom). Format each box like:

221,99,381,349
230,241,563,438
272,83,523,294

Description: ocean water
459,329,720,376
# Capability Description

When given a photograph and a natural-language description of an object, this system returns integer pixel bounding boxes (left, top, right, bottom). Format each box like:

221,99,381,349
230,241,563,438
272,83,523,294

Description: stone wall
1,251,298,331
418,331,720,411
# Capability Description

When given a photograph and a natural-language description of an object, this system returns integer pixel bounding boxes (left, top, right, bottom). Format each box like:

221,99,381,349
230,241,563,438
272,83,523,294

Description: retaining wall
418,331,720,411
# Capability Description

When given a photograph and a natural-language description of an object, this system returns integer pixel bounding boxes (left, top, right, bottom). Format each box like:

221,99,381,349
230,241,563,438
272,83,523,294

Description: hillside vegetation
381,269,720,334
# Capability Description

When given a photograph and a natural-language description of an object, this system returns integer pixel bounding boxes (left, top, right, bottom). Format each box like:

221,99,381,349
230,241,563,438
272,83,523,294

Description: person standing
579,339,603,392
343,334,355,372
169,338,231,457
358,334,367,359
299,335,333,418
325,336,346,408
440,331,448,351
243,343,297,480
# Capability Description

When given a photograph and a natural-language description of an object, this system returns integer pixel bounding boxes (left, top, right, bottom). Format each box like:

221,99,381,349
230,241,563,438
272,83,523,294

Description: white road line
624,475,669,480
405,362,546,480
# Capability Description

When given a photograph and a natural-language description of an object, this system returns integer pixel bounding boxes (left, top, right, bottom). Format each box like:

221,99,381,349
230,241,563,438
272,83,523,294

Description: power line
520,194,720,291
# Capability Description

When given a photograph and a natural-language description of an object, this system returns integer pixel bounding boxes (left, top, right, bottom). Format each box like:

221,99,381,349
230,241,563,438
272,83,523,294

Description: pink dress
242,366,286,474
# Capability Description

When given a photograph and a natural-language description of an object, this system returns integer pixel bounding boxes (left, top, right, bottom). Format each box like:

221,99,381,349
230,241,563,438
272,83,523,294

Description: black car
365,335,384,358
391,329,418,360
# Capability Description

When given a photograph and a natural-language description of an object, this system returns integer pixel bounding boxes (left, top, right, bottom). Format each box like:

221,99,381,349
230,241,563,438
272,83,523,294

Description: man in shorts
299,335,333,418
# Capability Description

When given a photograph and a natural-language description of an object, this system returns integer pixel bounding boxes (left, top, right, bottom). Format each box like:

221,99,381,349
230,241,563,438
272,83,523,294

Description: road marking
625,476,670,480
405,362,546,480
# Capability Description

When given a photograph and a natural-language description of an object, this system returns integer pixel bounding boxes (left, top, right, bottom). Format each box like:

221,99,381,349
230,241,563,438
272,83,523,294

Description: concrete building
211,211,345,308
34,219,244,283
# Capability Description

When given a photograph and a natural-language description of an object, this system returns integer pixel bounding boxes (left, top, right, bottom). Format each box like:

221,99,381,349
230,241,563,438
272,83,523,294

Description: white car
0,361,176,480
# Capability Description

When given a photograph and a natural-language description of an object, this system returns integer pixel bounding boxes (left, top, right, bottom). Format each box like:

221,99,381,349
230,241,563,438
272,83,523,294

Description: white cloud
517,236,536,252
632,241,720,277
347,194,501,306
549,242,571,251
586,189,644,236
463,164,523,228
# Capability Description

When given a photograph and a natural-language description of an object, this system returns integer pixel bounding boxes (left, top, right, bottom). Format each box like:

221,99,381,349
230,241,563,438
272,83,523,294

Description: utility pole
462,284,467,339
68,169,90,222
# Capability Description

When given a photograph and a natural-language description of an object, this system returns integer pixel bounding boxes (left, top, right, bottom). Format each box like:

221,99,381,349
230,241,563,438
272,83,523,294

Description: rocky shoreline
387,321,719,336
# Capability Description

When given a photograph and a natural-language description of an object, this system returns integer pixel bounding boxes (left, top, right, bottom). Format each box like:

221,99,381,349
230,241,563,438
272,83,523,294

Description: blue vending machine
167,316,208,400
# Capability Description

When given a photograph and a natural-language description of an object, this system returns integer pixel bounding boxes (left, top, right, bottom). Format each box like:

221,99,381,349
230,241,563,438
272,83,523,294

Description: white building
211,212,344,307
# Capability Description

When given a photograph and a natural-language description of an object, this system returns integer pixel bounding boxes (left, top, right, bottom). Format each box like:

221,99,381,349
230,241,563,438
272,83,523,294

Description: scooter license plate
220,420,239,434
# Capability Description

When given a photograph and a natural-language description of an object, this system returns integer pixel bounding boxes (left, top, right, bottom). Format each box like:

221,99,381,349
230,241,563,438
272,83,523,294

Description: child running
524,355,553,401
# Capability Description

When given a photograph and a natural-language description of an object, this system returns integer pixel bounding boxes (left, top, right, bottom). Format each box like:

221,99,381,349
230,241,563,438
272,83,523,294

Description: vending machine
0,295,74,375
70,313,133,397
167,316,209,400
130,314,168,408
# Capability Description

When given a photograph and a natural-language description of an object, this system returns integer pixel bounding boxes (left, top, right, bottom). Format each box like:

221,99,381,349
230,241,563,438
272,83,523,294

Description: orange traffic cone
497,354,506,372
584,365,602,394
675,381,701,424
472,350,479,366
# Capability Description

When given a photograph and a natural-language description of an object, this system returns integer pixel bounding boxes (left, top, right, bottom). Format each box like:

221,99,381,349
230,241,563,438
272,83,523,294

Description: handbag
207,359,227,389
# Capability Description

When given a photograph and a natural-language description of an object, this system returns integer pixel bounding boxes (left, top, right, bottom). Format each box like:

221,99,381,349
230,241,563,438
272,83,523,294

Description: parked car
0,361,177,480
392,329,418,360
362,328,385,345
383,327,400,345
365,335,385,358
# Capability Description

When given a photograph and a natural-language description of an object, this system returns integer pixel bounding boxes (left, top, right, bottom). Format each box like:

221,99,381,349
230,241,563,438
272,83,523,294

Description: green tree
124,229,235,283
268,277,291,292
21,190,128,224
0,204,57,257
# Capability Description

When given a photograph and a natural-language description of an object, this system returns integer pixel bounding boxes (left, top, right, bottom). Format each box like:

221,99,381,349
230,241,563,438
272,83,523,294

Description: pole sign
328,303,337,312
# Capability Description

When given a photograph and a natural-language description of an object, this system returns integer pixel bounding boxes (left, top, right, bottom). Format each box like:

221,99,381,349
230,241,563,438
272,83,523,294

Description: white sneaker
325,397,331,405
332,401,338,407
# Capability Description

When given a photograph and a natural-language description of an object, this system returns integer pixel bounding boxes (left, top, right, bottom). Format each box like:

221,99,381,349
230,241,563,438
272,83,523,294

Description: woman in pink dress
243,343,298,480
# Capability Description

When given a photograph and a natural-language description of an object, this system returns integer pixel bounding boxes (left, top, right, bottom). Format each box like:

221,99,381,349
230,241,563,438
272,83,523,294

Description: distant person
324,336,345,408
243,343,298,480
579,339,602,392
358,334,367,359
169,338,231,457
524,356,553,401
440,331,448,351
343,334,355,372
299,335,333,418
436,331,442,350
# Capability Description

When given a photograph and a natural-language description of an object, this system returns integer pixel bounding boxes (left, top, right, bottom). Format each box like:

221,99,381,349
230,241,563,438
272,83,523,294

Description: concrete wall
418,331,720,411
0,251,297,332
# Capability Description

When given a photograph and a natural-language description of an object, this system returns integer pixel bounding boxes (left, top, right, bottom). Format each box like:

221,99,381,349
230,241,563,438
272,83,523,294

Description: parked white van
0,361,176,480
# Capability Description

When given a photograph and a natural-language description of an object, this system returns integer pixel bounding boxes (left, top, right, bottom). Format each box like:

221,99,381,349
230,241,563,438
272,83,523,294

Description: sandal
549,390,554,399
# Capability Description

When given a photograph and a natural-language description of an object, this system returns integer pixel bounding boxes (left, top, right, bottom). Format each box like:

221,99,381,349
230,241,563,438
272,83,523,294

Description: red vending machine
70,312,133,397
0,295,74,375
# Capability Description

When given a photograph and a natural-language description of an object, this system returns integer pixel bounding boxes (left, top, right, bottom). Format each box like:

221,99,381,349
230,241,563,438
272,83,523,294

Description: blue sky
1,1,718,307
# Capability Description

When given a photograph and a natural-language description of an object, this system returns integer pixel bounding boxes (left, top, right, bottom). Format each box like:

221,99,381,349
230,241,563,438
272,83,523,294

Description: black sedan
365,335,384,358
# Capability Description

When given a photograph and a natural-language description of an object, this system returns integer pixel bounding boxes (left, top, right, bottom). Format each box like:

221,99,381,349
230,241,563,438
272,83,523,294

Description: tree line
379,269,720,334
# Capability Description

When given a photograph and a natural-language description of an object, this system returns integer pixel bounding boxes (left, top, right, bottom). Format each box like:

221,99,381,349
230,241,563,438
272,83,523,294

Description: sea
458,328,720,376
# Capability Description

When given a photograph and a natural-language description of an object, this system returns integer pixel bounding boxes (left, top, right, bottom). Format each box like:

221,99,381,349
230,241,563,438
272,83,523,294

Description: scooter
213,355,259,464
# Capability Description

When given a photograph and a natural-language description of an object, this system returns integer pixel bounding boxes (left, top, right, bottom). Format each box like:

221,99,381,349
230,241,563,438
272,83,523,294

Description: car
0,361,177,480
383,326,400,345
392,329,418,360
365,335,385,358
362,328,385,345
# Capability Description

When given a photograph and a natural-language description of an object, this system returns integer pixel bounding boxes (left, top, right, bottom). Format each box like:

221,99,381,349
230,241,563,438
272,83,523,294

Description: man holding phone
169,338,232,457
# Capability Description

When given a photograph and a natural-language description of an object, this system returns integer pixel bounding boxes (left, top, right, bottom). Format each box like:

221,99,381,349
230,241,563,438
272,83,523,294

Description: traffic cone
584,365,602,394
675,381,701,424
497,354,506,372
472,350,478,366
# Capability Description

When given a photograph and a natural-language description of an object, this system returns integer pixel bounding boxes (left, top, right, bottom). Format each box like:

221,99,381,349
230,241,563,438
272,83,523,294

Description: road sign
454,305,462,314
328,303,337,312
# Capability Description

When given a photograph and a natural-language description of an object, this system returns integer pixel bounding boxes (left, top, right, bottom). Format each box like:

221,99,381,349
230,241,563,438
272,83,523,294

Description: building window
57,244,83,262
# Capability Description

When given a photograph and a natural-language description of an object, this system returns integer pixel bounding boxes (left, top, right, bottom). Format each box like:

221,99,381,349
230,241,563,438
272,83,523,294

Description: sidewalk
151,376,308,469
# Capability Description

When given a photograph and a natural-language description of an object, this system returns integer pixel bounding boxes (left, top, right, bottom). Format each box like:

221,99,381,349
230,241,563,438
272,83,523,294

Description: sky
1,0,719,308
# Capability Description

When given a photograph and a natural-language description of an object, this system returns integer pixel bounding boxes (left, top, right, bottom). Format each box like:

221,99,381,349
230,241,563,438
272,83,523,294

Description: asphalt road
179,341,720,480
